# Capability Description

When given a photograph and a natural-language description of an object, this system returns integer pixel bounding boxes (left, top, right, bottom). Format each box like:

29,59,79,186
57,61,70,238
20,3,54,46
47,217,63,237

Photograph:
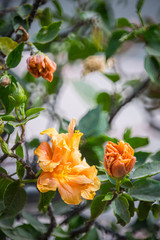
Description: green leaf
78,106,108,137
90,195,106,220
100,181,115,195
128,178,160,201
0,115,16,121
0,178,12,200
1,181,27,218
2,224,41,240
121,178,133,188
38,191,56,214
96,92,111,112
104,73,120,83
106,30,127,60
125,136,149,149
136,0,145,12
7,42,24,68
81,228,100,240
133,161,160,179
22,211,47,233
122,193,134,217
73,81,97,106
146,46,160,57
151,150,160,161
134,151,151,167
25,107,45,117
0,217,14,229
36,21,62,43
112,195,130,224
15,132,24,159
28,138,41,148
151,204,160,219
123,128,132,140
38,8,52,26
116,18,132,28
52,0,62,16
144,55,160,84
138,201,151,221
0,37,18,55
98,174,108,182
4,123,14,135
8,113,40,127
52,226,70,238
17,4,32,19
16,161,25,180
102,192,114,201
87,135,110,146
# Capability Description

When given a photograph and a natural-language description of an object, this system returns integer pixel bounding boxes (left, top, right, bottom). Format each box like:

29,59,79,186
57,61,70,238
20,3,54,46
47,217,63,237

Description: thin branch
12,153,36,178
60,202,87,225
0,7,17,17
28,0,43,27
109,78,150,125
42,204,56,240
59,18,95,39
70,220,94,238
0,125,25,163
0,171,14,181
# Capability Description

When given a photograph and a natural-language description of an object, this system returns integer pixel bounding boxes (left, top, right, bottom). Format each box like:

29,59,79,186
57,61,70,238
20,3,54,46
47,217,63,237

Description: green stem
137,11,144,26
116,179,121,193
15,108,21,121
22,179,37,183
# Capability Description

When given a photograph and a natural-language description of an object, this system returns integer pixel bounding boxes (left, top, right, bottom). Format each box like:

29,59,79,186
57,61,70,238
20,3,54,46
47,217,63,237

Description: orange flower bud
26,54,56,82
103,140,136,178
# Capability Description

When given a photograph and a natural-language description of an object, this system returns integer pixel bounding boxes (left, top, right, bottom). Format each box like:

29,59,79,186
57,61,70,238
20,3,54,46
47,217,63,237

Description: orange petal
68,118,76,136
34,142,52,162
37,172,58,193
58,180,82,205
67,175,93,184
111,160,127,178
40,128,58,138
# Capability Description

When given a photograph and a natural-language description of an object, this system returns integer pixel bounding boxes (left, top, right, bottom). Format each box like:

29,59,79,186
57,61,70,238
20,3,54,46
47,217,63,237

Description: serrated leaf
1,181,27,218
7,42,24,68
38,191,56,214
36,21,62,43
112,195,130,224
128,178,160,201
0,37,18,55
144,55,160,84
133,161,160,179
22,211,47,233
25,107,45,117
102,192,114,201
90,195,106,220
106,30,127,60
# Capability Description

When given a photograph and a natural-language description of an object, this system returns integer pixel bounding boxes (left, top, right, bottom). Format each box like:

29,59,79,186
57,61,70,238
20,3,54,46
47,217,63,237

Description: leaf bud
0,74,11,88
9,82,27,107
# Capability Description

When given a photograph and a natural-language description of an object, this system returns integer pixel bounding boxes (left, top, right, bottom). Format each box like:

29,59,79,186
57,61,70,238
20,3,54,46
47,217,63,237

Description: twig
0,7,17,17
60,202,87,225
0,171,14,181
70,220,94,238
109,78,150,125
12,153,36,178
42,204,56,240
59,18,95,39
28,0,43,27
0,125,25,163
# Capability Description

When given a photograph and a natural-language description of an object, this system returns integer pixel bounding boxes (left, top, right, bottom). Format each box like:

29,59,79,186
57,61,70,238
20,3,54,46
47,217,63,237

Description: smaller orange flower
104,140,136,178
26,54,56,82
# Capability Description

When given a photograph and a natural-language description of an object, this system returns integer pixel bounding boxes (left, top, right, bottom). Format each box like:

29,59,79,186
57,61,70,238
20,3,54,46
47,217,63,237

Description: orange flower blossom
26,54,56,82
35,119,100,205
103,140,136,178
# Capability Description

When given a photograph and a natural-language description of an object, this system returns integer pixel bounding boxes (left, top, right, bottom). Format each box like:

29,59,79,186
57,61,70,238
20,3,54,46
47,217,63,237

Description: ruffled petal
37,172,58,193
40,128,58,138
34,142,52,162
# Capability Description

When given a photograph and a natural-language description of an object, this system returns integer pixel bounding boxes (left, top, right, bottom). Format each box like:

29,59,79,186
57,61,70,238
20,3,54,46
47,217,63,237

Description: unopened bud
0,139,13,156
9,82,27,107
0,75,11,88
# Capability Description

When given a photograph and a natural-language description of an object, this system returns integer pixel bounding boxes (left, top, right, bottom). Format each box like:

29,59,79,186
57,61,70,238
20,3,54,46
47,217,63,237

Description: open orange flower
103,140,136,178
35,119,100,205
26,54,56,82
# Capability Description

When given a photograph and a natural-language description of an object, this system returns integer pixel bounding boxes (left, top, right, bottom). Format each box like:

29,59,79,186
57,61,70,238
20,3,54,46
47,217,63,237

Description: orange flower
103,140,136,178
35,119,100,205
26,54,56,82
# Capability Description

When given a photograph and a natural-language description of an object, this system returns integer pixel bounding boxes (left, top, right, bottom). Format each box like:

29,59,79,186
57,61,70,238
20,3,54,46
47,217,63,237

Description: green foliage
102,192,114,201
112,195,130,225
151,150,160,161
15,132,24,159
90,195,107,220
37,8,53,26
52,0,63,16
81,228,100,240
104,73,120,83
38,191,56,214
36,21,62,43
123,128,149,148
105,30,127,59
129,179,160,202
137,201,151,221
134,151,151,167
151,204,160,219
136,0,145,12
116,18,132,28
52,226,70,239
25,107,45,117
1,181,27,219
132,161,160,179
0,37,18,55
7,42,24,68
96,92,111,112
17,4,32,19
16,161,25,180
144,56,160,84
